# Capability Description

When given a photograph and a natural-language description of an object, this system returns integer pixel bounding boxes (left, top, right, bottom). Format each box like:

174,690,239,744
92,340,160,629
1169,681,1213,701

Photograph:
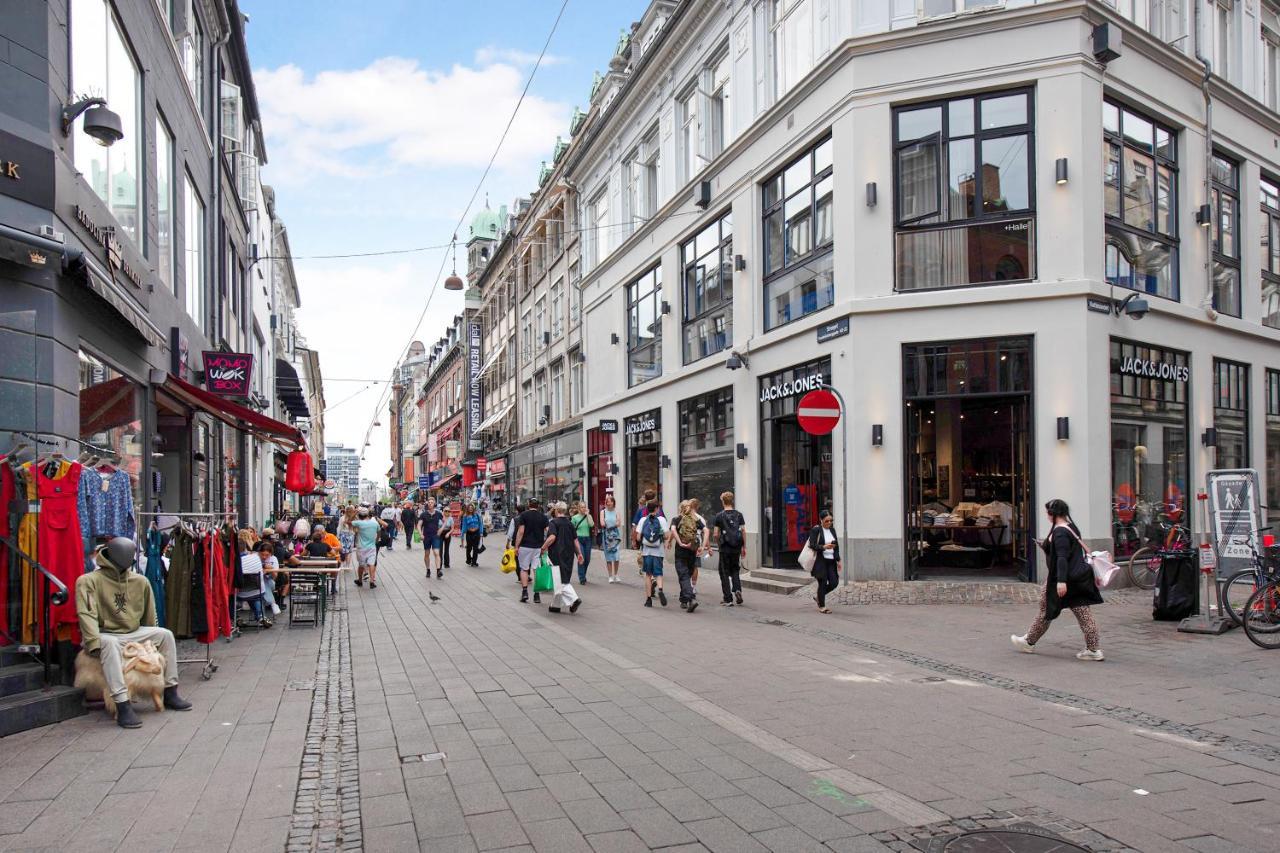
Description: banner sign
468,322,482,439
1206,468,1262,580
417,476,430,490
201,351,254,396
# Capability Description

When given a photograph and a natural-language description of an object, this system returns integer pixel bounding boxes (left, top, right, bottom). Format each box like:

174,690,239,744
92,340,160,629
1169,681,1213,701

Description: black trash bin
1153,550,1198,621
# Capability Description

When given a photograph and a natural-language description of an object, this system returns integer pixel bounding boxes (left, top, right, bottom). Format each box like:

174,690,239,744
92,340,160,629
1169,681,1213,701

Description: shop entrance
625,409,662,520
903,337,1035,581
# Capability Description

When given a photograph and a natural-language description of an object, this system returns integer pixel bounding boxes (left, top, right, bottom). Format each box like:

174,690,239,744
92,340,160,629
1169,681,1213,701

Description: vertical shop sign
468,322,483,449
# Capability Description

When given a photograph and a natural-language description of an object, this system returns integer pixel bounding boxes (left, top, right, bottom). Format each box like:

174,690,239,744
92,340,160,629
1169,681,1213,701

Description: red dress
196,531,233,643
36,460,84,643
0,457,13,643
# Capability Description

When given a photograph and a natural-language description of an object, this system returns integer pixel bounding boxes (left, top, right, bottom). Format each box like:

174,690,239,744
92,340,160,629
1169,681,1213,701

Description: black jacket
806,525,841,565
1041,524,1103,619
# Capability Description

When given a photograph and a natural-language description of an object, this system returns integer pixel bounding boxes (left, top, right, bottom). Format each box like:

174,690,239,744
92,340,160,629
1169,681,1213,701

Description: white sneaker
1010,635,1035,654
1076,649,1105,661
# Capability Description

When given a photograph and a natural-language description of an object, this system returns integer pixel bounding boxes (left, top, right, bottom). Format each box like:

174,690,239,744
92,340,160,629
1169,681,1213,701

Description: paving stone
684,816,772,853
584,829,650,853
519,816,593,853
466,809,530,851
561,797,628,835
503,788,565,823
751,826,832,853
361,792,413,828
709,792,790,832
455,781,510,816
651,787,722,822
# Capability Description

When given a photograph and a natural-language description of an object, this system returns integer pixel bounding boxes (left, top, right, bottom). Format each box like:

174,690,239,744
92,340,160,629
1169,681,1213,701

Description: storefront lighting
865,182,878,208
734,254,747,271
610,462,619,475
1055,158,1069,184
1057,416,1070,441
61,96,124,146
660,455,671,469
735,443,747,459
871,425,883,447
1202,427,1218,447
1112,292,1149,319
610,333,620,345
1195,204,1212,227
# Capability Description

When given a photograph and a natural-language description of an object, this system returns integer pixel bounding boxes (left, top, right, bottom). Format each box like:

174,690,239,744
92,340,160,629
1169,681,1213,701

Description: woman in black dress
1012,499,1105,660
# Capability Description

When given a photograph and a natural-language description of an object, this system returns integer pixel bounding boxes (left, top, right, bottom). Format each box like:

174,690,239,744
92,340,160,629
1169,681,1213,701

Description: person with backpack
570,501,595,584
1012,499,1105,660
599,494,623,583
671,502,701,613
712,491,746,606
635,499,669,608
544,501,583,614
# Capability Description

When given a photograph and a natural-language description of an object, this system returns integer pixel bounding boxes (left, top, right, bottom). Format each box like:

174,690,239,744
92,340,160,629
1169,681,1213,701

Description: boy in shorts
634,500,669,608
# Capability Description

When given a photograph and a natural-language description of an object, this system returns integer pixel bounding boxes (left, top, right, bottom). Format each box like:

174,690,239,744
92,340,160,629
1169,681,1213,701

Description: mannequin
75,536,192,729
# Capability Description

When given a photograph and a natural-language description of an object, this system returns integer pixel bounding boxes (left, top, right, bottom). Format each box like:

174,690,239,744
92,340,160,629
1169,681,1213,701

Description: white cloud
255,56,569,185
474,45,567,67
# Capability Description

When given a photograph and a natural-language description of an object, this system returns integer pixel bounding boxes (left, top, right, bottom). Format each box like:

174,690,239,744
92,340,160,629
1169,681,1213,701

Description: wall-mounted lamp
610,333,620,345
725,350,750,370
575,350,586,363
1202,427,1218,447
660,300,671,315
865,182,877,208
1195,204,1213,227
578,467,587,479
609,462,619,475
1112,292,1150,319
735,443,748,460
734,254,747,272
1057,416,1070,441
61,96,123,146
660,454,671,469
694,179,712,209
871,424,883,447
1055,158,1069,185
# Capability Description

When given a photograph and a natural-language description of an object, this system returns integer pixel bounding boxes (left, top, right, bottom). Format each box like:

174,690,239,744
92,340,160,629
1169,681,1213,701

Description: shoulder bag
1061,524,1120,589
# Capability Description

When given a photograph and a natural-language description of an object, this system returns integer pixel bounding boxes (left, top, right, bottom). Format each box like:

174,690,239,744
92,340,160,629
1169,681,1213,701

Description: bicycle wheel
1126,547,1160,590
1241,581,1280,650
1222,569,1263,626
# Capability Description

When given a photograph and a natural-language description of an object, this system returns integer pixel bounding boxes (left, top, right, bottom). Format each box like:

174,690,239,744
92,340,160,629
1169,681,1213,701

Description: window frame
680,209,734,365
761,133,834,330
1214,357,1250,468
550,278,564,339
1263,174,1280,329
1210,151,1241,317
678,81,700,185
626,264,664,388
183,171,205,330
155,112,176,290
550,359,565,423
892,87,1036,293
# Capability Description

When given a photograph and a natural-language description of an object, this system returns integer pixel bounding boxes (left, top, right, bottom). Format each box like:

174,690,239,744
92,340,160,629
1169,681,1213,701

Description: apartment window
1213,0,1237,84
570,351,584,414
1107,0,1186,42
1265,25,1280,111
72,0,143,246
551,279,564,338
1104,99,1178,301
770,0,818,98
1214,359,1249,469
551,360,565,422
679,85,699,184
682,211,733,364
763,136,833,329
184,173,205,329
628,126,660,227
522,380,533,433
520,309,533,363
709,49,732,158
1210,153,1241,317
535,297,547,344
569,261,582,326
627,265,663,387
894,89,1034,292
156,115,175,290
920,0,1003,18
534,371,548,425
587,188,609,269
181,9,205,111
1262,176,1280,328
1267,370,1280,522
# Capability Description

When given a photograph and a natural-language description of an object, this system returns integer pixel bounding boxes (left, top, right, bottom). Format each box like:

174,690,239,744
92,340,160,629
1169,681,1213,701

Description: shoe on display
1011,635,1035,654
1076,649,1105,661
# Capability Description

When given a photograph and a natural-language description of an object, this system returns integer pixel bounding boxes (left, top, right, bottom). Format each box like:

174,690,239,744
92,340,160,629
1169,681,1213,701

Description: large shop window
1110,340,1189,559
1261,176,1280,328
78,350,144,515
1210,153,1242,317
625,410,662,521
682,211,734,364
1104,100,1179,301
627,265,663,387
1267,370,1280,523
894,89,1034,292
763,136,833,329
71,0,143,247
679,388,735,522
1214,358,1250,469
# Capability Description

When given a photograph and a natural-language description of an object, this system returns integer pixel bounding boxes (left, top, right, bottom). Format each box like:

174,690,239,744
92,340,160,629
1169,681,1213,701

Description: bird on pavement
428,592,441,603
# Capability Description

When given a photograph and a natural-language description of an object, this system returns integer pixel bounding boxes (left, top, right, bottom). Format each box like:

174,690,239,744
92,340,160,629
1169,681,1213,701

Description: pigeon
428,592,441,603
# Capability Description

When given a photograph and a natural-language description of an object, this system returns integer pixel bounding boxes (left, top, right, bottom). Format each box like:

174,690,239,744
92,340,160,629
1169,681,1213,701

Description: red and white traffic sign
797,389,841,436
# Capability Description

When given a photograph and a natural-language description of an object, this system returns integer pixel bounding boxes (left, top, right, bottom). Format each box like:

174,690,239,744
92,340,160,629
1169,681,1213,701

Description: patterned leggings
1026,586,1100,651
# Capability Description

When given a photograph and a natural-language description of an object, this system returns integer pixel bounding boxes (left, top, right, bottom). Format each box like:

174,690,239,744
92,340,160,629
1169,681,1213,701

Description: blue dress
145,527,166,628
601,509,622,562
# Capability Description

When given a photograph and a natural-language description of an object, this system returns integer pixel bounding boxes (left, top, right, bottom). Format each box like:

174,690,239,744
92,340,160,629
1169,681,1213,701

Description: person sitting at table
304,527,336,559
321,522,342,556
257,540,283,614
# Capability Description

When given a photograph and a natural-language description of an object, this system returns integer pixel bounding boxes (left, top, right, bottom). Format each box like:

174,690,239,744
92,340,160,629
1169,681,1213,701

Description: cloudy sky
242,0,646,485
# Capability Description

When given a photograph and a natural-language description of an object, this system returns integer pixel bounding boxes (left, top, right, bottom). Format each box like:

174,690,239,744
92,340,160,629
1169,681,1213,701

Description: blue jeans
577,536,592,582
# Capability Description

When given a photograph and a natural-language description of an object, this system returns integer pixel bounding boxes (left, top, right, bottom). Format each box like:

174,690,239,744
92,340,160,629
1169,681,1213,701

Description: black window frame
677,386,735,528
892,87,1037,292
1262,174,1280,328
680,209,734,365
1104,98,1180,302
626,264,663,388
1267,368,1280,520
1210,151,1241,317
761,133,834,330
1214,357,1250,469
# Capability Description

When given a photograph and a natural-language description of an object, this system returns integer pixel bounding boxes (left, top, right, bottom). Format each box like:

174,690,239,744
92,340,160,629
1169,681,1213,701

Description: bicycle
1241,574,1280,648
1221,528,1279,627
1126,522,1191,590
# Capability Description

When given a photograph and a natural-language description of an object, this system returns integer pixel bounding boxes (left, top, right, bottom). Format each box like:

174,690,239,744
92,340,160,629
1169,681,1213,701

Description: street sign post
798,387,850,584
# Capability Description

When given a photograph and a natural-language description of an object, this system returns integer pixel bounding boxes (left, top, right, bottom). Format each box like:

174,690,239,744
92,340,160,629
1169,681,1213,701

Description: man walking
635,499,669,608
380,503,400,549
352,508,383,588
420,498,445,579
671,501,700,613
400,502,418,551
513,498,548,604
711,491,746,606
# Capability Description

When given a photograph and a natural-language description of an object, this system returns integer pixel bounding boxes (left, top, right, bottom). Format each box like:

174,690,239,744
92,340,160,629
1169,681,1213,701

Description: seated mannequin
75,537,193,729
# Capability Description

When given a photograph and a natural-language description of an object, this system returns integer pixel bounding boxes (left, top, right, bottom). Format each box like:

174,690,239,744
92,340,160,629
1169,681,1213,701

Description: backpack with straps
641,513,664,547
719,511,744,549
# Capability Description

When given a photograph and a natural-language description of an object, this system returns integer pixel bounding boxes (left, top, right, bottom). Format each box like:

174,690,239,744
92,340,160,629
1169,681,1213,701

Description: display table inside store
909,521,1009,570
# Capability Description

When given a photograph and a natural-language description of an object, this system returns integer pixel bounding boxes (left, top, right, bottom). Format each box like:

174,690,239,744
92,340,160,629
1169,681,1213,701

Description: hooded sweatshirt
76,549,157,653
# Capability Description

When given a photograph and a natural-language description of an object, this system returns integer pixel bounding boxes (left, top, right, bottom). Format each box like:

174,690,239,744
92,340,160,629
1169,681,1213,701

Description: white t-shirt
821,528,836,560
237,552,264,598
635,514,670,557
380,507,399,522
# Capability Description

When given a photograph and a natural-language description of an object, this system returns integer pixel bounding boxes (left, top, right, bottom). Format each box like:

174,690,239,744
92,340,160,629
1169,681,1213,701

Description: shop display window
1109,340,1189,558
678,388,734,523
626,266,663,387
760,358,832,567
1267,370,1280,523
763,136,834,329
681,211,734,364
1103,99,1179,301
1214,358,1250,470
894,89,1035,291
78,350,144,513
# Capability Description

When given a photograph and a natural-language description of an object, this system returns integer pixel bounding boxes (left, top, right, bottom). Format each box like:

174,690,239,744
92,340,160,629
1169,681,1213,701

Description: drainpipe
1194,0,1220,321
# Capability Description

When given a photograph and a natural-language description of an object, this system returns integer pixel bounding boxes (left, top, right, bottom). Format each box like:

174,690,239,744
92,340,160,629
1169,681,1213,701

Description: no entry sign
797,389,841,436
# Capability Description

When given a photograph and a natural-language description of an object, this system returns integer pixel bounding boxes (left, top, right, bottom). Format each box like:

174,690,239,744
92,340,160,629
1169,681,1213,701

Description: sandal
818,607,832,614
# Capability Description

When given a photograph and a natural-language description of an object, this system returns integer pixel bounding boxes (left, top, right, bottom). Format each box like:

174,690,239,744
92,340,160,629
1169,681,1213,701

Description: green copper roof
468,202,504,241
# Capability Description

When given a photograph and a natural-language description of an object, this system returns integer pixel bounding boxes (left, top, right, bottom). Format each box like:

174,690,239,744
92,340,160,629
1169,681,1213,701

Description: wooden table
283,560,341,624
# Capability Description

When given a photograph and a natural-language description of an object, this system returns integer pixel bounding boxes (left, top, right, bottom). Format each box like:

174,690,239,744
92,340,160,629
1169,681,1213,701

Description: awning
76,256,166,348
475,402,514,433
478,340,507,377
275,358,310,419
151,371,305,446
80,376,139,435
430,473,457,490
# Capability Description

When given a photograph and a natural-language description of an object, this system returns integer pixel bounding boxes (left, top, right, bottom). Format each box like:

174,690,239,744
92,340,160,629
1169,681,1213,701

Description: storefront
511,446,534,507
484,456,508,514
625,409,662,517
903,338,1033,579
759,359,831,568
77,350,146,518
587,426,615,515
1109,339,1190,559
530,431,585,506
679,387,734,519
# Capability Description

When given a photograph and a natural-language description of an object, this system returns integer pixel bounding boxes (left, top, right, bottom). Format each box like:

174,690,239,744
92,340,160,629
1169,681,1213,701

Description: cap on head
358,508,369,518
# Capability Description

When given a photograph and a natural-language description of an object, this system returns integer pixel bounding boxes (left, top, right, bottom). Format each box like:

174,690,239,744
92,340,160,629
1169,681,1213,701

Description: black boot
115,701,142,729
163,686,193,711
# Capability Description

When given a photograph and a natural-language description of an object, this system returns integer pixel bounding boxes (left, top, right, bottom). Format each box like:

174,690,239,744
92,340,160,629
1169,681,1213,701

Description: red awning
154,373,305,446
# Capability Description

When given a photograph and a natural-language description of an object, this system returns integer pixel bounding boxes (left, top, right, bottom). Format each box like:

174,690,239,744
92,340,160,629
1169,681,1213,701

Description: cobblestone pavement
4,533,1280,852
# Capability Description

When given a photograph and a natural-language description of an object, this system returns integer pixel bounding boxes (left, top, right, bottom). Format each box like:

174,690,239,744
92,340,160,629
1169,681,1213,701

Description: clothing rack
12,430,119,460
136,511,233,681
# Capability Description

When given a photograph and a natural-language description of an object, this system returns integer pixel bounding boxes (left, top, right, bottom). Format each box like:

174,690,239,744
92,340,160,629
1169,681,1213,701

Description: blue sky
241,0,647,483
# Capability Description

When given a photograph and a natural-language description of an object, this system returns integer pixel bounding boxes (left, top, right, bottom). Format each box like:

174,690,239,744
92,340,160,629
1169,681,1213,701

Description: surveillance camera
1124,297,1149,320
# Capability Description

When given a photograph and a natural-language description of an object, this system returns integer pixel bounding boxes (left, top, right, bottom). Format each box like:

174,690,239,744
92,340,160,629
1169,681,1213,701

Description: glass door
1010,396,1033,580
764,418,830,567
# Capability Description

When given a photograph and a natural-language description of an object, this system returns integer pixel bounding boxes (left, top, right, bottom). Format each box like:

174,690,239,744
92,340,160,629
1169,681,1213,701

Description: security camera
1124,297,1149,320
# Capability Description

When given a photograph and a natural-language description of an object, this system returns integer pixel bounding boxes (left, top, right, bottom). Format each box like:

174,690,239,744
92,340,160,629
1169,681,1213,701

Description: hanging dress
166,528,195,637
0,457,13,643
144,527,167,628
20,459,69,643
35,460,84,643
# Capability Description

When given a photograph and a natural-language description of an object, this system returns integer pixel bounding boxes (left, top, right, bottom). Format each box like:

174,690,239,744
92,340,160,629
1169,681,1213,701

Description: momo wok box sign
202,351,254,396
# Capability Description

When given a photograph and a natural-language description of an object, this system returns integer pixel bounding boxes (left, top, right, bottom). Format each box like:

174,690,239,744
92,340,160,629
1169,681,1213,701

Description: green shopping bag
413,529,422,543
533,555,554,593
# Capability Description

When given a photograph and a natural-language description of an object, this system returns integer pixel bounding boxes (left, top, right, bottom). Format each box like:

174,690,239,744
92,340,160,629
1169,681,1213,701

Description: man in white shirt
379,504,401,549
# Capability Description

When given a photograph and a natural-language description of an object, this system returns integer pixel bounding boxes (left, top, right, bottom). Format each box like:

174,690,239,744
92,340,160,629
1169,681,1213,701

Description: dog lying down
74,640,166,718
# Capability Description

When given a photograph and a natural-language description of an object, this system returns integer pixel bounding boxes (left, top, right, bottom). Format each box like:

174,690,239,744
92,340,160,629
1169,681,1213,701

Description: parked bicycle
1221,528,1279,629
1125,522,1192,589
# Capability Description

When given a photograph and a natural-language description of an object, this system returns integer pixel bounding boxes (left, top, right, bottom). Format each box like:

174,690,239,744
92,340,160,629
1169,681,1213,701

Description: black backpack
719,512,744,549
641,513,664,547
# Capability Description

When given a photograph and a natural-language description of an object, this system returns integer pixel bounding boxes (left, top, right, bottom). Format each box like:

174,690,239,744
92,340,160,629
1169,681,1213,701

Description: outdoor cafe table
283,559,341,623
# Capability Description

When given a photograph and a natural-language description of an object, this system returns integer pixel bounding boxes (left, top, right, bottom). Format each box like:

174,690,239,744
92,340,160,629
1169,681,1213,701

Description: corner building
574,0,1280,583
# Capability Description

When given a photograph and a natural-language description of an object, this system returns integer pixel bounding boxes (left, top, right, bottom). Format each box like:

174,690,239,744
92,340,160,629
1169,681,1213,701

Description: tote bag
797,542,818,573
533,555,555,592
1063,524,1120,589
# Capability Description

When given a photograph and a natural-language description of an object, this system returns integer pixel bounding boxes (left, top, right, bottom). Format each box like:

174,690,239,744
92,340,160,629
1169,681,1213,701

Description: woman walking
461,502,484,566
599,494,622,583
571,501,595,584
337,507,357,571
1012,499,1104,660
545,502,582,614
807,511,842,614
